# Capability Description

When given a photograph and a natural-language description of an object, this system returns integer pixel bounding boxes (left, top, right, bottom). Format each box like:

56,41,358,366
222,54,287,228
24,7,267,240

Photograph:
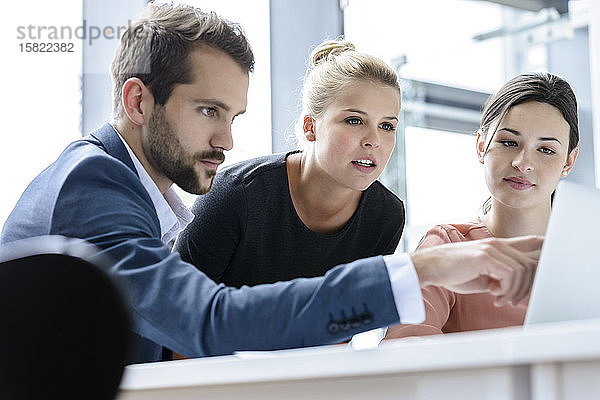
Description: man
1,2,541,363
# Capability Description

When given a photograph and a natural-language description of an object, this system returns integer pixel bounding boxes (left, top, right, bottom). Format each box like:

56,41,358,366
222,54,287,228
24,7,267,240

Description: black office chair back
0,236,130,400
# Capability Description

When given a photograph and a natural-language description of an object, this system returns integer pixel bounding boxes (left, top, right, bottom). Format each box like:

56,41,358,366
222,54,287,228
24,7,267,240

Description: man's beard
143,105,225,195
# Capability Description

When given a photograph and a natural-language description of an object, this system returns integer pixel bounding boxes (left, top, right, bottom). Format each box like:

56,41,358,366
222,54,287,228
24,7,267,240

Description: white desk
119,319,600,400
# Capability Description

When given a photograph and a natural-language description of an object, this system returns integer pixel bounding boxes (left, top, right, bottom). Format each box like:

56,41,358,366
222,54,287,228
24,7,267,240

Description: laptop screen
525,180,600,325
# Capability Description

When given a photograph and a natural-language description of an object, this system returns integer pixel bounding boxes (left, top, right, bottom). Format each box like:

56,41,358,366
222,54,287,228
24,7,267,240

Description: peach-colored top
386,219,529,339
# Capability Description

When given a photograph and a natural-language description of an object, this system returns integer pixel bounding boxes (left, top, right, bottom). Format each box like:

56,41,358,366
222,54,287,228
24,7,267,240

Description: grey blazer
1,123,400,363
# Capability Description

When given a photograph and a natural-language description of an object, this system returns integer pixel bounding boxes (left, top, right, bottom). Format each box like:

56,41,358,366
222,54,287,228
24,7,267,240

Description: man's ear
476,129,486,164
561,146,579,177
303,115,316,142
121,78,153,126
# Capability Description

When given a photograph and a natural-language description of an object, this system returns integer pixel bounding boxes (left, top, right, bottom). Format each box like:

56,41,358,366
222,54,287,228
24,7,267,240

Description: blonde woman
386,72,579,339
175,39,405,287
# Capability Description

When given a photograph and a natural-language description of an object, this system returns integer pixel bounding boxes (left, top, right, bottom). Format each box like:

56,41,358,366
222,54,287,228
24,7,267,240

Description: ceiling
478,0,569,14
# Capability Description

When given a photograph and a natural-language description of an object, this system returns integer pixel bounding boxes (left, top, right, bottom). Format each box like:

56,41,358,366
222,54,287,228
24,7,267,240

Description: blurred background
2,0,598,251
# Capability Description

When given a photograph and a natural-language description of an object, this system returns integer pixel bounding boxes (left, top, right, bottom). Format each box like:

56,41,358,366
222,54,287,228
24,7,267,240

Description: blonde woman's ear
303,115,316,142
475,129,486,164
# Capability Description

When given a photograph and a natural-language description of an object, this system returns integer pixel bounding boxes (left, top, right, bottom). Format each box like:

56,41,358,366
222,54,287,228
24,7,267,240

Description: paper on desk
233,351,282,359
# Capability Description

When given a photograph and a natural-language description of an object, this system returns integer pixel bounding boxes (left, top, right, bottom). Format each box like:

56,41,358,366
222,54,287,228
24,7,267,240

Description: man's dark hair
110,1,254,118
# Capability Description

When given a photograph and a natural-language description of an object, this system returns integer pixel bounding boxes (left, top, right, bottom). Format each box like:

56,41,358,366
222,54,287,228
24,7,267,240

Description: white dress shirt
115,131,194,246
384,253,425,323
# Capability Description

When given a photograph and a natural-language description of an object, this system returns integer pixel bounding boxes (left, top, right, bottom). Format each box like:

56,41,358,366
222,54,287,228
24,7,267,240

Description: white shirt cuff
383,253,425,324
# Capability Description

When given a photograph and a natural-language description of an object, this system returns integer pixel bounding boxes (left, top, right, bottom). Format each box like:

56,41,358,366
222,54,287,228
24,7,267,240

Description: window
343,0,506,92
1,1,83,228
404,127,489,250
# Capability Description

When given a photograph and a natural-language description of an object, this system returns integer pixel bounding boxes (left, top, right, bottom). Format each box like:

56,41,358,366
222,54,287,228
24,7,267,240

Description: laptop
525,180,600,325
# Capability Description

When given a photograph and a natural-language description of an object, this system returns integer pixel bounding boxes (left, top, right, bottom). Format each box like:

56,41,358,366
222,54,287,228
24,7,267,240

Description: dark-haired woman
386,72,579,339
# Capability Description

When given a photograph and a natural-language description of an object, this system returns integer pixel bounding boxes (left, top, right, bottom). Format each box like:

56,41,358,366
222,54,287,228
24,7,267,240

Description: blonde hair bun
311,40,355,67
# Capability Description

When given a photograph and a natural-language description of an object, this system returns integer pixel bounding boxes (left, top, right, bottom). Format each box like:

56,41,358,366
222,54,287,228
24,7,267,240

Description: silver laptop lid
525,180,600,325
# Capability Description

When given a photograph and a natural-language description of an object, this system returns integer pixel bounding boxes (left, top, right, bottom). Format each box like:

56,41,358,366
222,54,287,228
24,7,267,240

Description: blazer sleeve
52,155,401,357
174,171,245,282
385,225,457,339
